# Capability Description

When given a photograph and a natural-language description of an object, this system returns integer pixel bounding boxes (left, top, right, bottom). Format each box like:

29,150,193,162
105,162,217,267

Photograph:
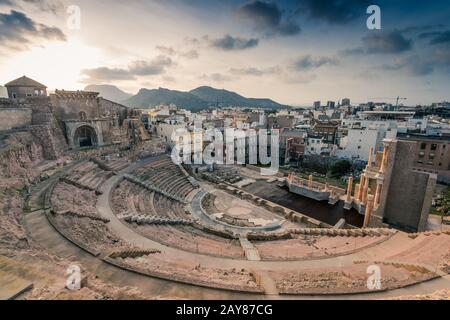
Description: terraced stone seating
48,212,130,256
290,228,396,237
51,182,98,216
132,224,245,259
252,229,395,261
270,262,436,295
52,209,110,223
123,173,187,203
91,157,129,173
123,214,193,226
132,157,196,200
109,249,161,259
104,251,263,293
64,160,112,191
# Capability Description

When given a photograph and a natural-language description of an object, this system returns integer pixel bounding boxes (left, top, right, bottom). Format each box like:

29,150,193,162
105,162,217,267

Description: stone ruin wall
0,131,45,180
0,99,32,131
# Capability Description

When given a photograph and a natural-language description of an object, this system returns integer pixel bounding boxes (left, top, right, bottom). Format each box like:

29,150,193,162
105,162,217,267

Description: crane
368,96,407,107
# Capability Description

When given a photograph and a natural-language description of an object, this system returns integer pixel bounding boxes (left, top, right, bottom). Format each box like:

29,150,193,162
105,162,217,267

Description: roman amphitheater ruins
0,76,448,300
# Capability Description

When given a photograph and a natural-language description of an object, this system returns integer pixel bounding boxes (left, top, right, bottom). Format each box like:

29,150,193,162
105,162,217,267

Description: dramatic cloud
0,10,66,52
82,56,173,82
200,73,232,82
128,56,173,76
380,48,450,77
230,66,281,76
362,30,412,54
296,0,370,24
343,30,413,56
81,67,136,82
419,30,450,45
291,55,338,71
211,34,259,51
235,1,301,37
363,30,413,54
0,0,64,14
156,45,199,59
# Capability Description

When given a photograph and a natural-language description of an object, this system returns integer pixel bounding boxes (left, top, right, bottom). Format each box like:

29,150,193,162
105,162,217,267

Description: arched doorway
74,125,98,148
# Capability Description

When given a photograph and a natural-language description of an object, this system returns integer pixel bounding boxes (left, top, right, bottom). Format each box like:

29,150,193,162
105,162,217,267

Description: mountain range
84,84,289,111
84,84,132,103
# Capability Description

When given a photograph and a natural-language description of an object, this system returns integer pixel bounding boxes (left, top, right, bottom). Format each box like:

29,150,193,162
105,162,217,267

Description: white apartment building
155,120,187,147
306,136,327,155
338,126,397,161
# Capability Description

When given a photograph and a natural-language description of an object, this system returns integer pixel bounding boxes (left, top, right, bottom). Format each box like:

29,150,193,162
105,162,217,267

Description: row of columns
345,144,391,228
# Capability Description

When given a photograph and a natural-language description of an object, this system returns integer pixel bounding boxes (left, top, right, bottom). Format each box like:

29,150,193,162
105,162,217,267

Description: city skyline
0,0,450,106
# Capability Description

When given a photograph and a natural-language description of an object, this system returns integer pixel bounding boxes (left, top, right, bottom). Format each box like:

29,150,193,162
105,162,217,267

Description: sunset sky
0,0,449,106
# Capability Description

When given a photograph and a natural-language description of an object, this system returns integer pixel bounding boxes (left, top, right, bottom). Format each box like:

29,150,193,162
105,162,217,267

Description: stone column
362,175,370,204
380,145,389,174
357,174,365,201
308,175,313,188
366,147,374,170
363,195,375,228
346,177,353,202
354,183,361,201
374,181,383,207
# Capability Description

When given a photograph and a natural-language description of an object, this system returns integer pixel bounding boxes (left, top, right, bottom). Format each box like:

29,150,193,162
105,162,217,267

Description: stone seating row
123,214,193,226
51,208,110,223
123,174,187,203
290,228,396,237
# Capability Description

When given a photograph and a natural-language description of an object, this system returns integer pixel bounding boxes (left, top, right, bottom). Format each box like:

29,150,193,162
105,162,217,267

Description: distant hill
0,86,7,98
123,85,289,111
189,86,287,109
124,88,209,112
84,84,132,103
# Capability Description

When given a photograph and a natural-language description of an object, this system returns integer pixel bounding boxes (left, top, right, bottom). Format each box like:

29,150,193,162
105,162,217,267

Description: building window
429,153,435,160
12,93,17,99
420,143,427,150
431,144,438,151
419,152,425,158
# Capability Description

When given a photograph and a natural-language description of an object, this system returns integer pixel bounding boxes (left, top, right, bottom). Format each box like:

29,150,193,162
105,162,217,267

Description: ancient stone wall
0,102,32,130
382,140,436,232
0,131,45,179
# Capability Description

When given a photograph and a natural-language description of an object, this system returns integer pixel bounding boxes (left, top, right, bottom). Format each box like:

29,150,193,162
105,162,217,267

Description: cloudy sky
0,0,449,106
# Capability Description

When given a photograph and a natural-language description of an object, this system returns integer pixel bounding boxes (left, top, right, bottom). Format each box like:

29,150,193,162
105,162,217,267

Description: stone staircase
239,236,261,261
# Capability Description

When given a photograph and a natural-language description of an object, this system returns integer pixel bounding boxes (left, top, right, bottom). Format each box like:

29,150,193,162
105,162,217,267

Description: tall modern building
313,101,321,110
342,98,351,106
327,101,336,109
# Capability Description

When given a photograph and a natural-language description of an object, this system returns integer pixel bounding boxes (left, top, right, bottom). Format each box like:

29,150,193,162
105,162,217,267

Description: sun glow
0,38,102,91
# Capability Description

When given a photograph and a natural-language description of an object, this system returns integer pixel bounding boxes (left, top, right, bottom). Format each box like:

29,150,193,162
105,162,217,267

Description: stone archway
73,125,98,148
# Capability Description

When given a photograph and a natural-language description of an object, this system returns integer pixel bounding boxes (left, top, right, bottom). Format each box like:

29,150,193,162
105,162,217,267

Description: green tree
329,160,351,178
